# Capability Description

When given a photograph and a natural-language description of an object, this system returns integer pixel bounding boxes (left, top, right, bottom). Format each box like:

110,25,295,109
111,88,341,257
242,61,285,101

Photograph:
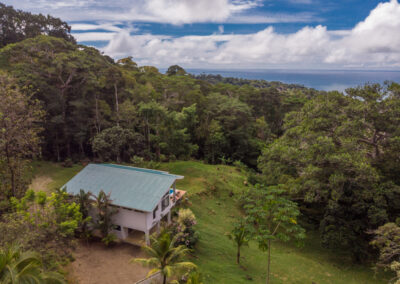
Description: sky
3,0,400,70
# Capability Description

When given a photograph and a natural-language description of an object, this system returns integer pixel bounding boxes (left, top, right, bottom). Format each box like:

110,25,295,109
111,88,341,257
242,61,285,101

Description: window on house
114,225,121,231
153,206,158,219
161,195,170,211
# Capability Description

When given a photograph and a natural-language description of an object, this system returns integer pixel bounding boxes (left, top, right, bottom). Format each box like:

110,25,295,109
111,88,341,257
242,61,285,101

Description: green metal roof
61,164,183,212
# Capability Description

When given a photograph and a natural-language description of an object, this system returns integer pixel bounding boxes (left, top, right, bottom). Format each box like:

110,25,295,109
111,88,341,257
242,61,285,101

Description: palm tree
77,189,92,236
77,189,92,219
91,190,116,239
226,218,253,265
132,231,197,284
0,245,65,283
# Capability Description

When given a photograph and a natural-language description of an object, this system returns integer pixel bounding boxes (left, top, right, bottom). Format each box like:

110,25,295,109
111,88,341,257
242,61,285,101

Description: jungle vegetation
0,2,399,283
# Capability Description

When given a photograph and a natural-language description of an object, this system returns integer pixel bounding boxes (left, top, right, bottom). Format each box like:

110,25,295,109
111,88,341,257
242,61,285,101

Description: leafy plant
243,185,305,284
101,233,117,247
371,223,400,283
0,73,44,202
91,190,117,244
0,245,65,283
185,271,204,284
75,189,93,237
3,189,82,267
226,217,253,265
132,231,197,284
172,208,199,249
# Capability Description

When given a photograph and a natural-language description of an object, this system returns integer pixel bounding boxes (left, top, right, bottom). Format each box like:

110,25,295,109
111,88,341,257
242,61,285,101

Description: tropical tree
91,190,117,245
0,245,65,283
226,217,253,265
243,185,305,284
0,73,44,201
132,231,197,284
166,65,187,76
0,3,75,48
371,223,400,283
138,101,167,159
3,189,82,267
258,87,400,261
76,189,92,237
92,126,145,162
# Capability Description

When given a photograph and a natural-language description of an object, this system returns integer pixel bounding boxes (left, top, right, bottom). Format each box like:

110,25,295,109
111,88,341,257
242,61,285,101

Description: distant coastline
169,69,400,91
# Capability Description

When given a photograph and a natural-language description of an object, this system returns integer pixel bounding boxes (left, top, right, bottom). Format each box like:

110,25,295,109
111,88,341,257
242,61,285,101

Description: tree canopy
0,2,75,48
258,85,400,261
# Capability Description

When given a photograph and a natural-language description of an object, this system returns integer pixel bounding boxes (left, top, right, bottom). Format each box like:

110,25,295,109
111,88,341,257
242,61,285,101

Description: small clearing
67,241,149,284
29,175,53,193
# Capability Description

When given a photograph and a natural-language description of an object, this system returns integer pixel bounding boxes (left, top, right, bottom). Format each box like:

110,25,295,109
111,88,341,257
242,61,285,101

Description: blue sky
3,0,400,69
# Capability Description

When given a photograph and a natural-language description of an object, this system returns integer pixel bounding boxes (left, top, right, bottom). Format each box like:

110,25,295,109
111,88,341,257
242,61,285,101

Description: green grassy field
30,160,389,284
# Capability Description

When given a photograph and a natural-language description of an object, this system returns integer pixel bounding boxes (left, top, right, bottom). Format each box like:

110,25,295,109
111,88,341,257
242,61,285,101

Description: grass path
30,160,389,283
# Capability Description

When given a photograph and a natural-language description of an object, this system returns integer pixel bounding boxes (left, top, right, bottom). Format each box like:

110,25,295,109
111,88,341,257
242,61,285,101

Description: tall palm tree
0,245,65,284
132,231,197,284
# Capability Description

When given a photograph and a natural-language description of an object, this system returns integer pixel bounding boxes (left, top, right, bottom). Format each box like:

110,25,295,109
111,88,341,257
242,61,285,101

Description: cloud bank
88,0,400,68
4,0,400,68
3,0,271,24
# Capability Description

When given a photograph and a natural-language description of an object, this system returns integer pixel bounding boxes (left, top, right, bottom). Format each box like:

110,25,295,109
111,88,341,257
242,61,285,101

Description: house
61,163,185,245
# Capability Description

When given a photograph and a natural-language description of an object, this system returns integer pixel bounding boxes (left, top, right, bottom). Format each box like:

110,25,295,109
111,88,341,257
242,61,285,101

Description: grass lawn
30,160,390,284
29,161,84,191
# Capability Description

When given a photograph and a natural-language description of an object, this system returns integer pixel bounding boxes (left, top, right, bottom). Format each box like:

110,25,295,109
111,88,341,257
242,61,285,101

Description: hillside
30,161,389,283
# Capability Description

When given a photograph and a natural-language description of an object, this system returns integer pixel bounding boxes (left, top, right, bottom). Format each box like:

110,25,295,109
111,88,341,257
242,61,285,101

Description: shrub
62,158,73,168
172,208,199,249
102,233,117,246
1,189,83,268
131,155,145,167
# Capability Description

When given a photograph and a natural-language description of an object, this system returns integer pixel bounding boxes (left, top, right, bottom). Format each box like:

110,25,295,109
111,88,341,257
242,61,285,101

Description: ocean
185,69,400,92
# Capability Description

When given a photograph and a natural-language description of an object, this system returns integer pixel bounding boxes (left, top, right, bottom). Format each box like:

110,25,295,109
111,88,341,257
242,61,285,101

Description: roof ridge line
90,163,183,178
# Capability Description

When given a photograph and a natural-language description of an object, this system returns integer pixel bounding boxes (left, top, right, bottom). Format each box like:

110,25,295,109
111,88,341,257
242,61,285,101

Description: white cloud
4,0,400,69
224,12,321,23
99,0,400,69
131,0,238,24
3,0,264,24
73,32,117,42
70,23,124,33
2,0,318,24
325,0,400,66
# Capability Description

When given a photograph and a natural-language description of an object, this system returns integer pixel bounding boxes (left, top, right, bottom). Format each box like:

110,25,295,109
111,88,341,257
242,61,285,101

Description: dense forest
0,3,399,283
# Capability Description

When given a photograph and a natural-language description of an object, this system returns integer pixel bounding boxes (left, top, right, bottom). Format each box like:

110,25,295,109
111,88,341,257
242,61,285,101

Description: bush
62,158,73,167
102,233,117,246
172,208,199,249
233,160,248,172
131,155,145,167
247,171,262,185
1,189,83,268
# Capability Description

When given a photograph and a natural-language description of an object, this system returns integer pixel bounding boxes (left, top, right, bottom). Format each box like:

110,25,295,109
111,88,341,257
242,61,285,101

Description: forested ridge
0,35,317,165
0,3,400,283
192,73,311,90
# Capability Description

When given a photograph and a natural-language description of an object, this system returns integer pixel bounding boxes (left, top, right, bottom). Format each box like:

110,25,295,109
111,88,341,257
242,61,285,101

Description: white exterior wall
110,188,174,240
112,208,147,229
146,191,174,230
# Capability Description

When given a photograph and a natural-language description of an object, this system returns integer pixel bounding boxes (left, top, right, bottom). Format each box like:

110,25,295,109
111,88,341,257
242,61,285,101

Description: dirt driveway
67,241,150,284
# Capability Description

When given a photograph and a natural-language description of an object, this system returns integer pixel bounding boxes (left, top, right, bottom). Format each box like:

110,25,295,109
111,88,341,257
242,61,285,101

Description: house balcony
170,189,186,204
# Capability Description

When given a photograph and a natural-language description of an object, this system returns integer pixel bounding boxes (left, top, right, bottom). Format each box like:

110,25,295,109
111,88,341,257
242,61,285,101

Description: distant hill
191,73,313,91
